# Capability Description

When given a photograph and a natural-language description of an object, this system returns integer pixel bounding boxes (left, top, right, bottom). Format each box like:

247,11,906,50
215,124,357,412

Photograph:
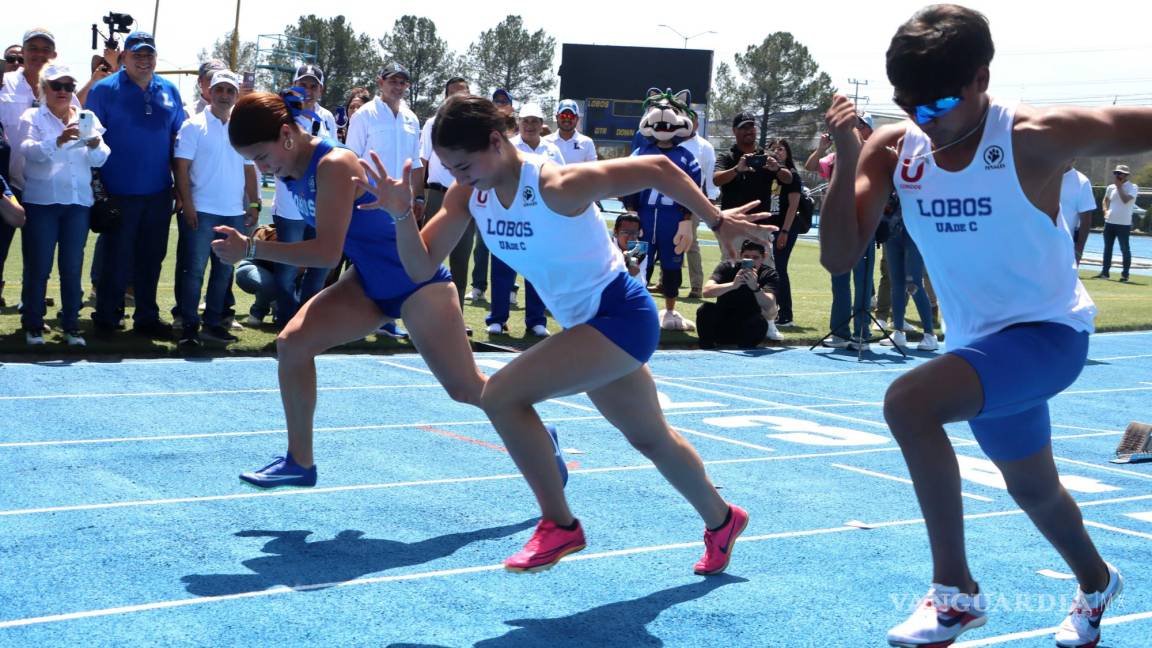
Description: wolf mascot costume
624,88,702,331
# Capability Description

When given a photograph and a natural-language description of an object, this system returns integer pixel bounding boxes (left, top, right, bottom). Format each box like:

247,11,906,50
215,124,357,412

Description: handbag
89,168,121,233
793,188,815,235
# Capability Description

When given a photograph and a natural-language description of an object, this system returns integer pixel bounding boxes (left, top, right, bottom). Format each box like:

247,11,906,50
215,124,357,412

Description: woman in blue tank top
356,94,777,575
209,91,497,490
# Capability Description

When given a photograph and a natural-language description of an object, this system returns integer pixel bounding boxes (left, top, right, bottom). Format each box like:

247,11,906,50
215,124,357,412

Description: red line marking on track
414,426,581,470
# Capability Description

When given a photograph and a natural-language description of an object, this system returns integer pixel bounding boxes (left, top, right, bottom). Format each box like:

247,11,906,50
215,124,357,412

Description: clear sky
9,1,1152,117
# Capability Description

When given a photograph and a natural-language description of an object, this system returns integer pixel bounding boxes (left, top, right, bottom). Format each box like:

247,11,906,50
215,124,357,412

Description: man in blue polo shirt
85,31,183,337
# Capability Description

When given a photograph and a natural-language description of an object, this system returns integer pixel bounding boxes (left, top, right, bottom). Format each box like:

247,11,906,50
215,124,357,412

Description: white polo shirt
546,130,597,165
175,109,254,216
273,106,337,220
510,135,565,166
1059,168,1095,234
345,96,423,179
420,115,454,189
1104,181,1139,226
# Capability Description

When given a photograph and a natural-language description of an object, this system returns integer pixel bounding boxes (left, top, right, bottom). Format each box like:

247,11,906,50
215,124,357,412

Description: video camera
91,12,134,51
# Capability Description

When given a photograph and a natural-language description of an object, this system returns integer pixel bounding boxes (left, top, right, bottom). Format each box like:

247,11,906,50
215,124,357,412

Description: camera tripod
810,306,907,361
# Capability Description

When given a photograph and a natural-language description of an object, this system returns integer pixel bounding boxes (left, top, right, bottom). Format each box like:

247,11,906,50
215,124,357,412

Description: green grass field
0,225,1148,359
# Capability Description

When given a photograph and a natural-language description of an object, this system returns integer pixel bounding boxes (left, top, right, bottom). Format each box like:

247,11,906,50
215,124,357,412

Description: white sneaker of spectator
849,336,870,352
660,310,686,331
244,314,264,327
765,321,784,342
823,335,850,348
917,333,940,351
881,330,908,347
467,287,484,301
25,330,45,346
64,331,86,347
530,324,550,338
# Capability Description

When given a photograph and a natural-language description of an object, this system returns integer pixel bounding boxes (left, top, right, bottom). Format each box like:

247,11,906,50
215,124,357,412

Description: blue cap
491,88,512,105
556,99,580,117
125,31,156,52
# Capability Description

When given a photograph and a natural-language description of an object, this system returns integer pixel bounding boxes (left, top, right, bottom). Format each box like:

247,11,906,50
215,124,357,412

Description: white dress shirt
420,115,454,189
1,70,80,190
1059,168,1095,234
175,109,254,216
545,130,598,165
17,104,109,207
345,96,423,179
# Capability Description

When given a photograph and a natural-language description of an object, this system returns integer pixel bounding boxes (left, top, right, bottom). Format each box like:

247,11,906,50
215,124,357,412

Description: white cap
42,64,74,82
519,103,544,120
210,70,241,90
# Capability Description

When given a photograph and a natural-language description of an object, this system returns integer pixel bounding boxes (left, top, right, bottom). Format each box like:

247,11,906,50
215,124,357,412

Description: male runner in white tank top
820,5,1150,648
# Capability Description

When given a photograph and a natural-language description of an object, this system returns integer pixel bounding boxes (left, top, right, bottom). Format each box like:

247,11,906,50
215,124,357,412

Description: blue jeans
486,255,546,328
829,240,875,339
885,229,934,334
177,212,243,328
21,203,89,331
1101,223,1131,278
94,191,173,326
235,260,274,319
272,215,326,326
471,233,490,291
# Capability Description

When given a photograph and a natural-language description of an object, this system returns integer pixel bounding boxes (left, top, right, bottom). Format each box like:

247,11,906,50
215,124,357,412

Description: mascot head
638,88,695,146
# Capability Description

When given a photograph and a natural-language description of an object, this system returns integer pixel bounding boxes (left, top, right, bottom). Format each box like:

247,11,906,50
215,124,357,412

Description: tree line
201,15,836,144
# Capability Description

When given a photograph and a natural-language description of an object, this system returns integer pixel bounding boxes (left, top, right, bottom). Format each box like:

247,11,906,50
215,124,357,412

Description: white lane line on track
5,498,1152,630
1083,520,1152,541
376,359,599,412
0,384,442,401
672,426,777,452
830,463,994,501
953,611,1152,646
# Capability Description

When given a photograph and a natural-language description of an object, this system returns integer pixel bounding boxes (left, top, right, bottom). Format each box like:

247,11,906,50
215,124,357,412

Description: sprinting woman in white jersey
355,94,776,575
820,5,1151,648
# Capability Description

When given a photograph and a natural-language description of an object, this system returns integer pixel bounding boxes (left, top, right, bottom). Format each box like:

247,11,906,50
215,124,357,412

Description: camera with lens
92,12,134,51
746,154,768,170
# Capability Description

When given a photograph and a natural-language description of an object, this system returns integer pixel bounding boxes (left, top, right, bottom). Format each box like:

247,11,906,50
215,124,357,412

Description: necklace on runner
888,104,991,161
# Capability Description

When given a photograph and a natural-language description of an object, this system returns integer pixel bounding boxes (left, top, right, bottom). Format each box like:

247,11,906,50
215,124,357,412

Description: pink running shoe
694,504,749,575
504,518,587,572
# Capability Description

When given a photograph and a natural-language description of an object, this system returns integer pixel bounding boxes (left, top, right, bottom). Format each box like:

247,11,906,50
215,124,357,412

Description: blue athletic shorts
949,322,1089,461
585,272,660,364
360,266,452,319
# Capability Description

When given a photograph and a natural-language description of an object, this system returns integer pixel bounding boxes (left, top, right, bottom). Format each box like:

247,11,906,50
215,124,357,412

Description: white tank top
892,99,1096,348
470,154,626,328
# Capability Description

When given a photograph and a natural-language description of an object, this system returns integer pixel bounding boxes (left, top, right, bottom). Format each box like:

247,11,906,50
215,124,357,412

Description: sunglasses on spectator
493,98,512,105
4,54,23,64
1113,172,1129,177
897,95,963,125
47,80,76,93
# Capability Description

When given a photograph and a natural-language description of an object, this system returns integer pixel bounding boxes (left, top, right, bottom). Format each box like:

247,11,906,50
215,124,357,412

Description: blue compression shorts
359,266,452,319
949,322,1089,461
585,272,660,364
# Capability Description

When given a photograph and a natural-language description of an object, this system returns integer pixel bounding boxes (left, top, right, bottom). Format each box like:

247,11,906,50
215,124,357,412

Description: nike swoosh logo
1088,616,1102,629
245,474,305,482
937,614,966,628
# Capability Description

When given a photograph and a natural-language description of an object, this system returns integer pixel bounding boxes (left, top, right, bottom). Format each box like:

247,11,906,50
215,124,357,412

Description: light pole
657,24,717,49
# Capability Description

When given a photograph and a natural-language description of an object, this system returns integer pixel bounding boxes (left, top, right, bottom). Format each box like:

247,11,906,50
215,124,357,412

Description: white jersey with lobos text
892,98,1096,348
469,154,626,328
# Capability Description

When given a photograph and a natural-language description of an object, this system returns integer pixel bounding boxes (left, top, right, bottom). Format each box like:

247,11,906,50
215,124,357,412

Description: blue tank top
282,138,429,299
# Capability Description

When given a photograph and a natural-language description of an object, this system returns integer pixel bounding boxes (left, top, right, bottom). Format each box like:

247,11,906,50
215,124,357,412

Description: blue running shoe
546,424,568,487
239,453,317,488
376,322,409,339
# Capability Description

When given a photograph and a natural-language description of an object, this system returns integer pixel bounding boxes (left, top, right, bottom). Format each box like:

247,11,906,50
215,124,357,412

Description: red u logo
477,191,489,204
901,159,925,183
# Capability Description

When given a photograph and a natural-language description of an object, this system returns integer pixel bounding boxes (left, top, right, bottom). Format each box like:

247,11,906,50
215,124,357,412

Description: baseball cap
1114,164,1131,175
198,59,227,79
380,61,410,80
732,111,757,129
491,88,513,104
125,31,157,52
22,28,55,46
293,64,324,85
42,64,74,82
858,111,875,130
556,99,580,117
210,70,241,90
519,103,544,120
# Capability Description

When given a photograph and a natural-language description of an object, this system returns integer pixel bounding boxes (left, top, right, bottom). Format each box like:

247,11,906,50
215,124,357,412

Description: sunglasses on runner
897,95,963,125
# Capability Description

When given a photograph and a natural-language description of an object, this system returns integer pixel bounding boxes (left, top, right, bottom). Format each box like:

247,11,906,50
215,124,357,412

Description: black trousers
696,302,767,349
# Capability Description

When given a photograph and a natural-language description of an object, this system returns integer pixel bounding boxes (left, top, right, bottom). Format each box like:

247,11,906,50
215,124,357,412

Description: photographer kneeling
697,240,783,349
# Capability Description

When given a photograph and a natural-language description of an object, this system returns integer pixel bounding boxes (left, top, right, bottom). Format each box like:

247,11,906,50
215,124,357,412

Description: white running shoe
823,335,851,349
918,334,940,352
529,324,550,338
881,331,908,348
1055,562,1123,648
887,584,988,647
25,330,45,346
661,310,689,331
64,331,87,347
487,322,508,335
849,336,871,352
765,320,784,342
